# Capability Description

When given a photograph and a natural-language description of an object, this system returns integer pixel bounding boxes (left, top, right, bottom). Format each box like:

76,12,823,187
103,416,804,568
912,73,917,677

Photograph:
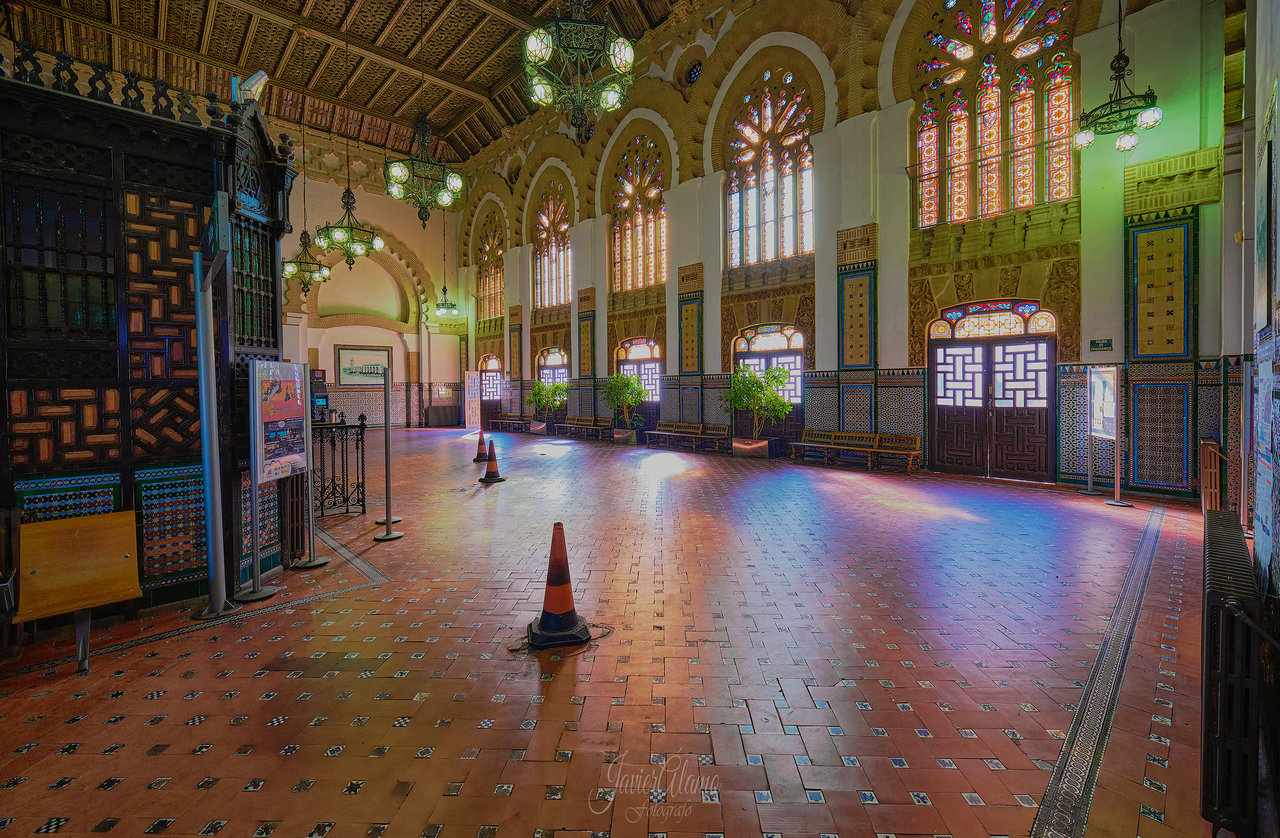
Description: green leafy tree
601,373,647,428
722,364,793,439
529,380,569,423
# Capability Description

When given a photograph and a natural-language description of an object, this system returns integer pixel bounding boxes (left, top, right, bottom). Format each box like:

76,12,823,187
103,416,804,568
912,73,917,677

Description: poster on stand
252,360,309,483
1089,366,1117,440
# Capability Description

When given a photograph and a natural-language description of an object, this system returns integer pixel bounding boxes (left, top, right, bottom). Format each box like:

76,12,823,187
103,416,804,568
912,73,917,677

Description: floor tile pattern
0,429,1206,837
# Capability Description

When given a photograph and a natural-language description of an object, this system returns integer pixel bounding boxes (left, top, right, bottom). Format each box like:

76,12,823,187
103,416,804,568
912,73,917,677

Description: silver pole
1106,366,1132,508
192,250,238,619
294,366,328,569
374,367,403,541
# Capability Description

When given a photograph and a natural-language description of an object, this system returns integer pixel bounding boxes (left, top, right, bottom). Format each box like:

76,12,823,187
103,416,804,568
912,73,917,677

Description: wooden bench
556,415,615,441
490,412,533,432
791,430,877,467
791,430,921,472
873,433,923,473
646,421,732,455
0,511,141,672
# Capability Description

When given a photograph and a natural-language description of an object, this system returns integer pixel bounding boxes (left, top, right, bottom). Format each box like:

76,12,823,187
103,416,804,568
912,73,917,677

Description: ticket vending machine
310,369,329,423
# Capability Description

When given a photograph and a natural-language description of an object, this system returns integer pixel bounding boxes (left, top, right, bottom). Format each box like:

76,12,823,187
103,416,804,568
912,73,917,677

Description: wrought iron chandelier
315,31,384,268
434,216,459,317
283,125,331,294
384,115,464,228
1072,0,1161,152
524,0,635,134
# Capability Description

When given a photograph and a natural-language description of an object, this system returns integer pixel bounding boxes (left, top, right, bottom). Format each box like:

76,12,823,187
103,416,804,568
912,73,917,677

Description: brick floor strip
316,525,392,584
1031,505,1166,838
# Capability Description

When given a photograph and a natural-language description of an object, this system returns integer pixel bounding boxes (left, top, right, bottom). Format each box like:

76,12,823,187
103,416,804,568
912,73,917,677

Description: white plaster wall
665,177,703,375
427,333,461,382
875,102,913,369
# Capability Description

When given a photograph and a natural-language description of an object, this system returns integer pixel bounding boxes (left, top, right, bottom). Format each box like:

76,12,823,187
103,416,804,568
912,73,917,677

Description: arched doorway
732,324,806,440
927,300,1057,481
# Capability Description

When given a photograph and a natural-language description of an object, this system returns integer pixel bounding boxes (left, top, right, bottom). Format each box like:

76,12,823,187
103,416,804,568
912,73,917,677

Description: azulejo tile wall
136,464,206,589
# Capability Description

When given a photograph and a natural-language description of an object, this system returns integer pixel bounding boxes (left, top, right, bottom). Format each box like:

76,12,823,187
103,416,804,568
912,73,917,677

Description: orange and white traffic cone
478,439,506,484
473,428,488,462
527,522,591,649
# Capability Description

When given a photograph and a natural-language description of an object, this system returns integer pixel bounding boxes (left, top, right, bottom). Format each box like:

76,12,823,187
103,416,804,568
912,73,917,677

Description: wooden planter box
613,429,647,445
732,437,786,458
530,420,548,435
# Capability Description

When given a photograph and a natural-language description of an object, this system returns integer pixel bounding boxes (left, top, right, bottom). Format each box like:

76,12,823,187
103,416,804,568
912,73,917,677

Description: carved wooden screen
928,300,1056,480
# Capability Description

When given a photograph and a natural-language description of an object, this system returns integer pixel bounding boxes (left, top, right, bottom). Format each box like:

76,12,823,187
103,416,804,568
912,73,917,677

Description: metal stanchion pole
294,366,328,569
1106,367,1132,508
374,367,403,542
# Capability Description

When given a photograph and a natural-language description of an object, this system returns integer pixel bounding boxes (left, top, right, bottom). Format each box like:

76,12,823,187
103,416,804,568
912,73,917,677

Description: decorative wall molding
1124,147,1223,217
678,262,705,295
836,223,878,268
609,283,666,313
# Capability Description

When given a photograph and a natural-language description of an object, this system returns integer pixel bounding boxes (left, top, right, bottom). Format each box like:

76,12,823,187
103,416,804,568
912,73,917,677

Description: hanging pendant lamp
523,0,634,136
1072,0,1162,152
435,215,459,318
283,123,331,293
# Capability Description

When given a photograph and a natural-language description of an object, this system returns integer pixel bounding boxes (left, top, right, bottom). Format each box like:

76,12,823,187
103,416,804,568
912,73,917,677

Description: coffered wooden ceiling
8,0,672,160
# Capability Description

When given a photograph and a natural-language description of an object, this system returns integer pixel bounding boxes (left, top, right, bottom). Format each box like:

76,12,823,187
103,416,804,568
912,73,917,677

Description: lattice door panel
990,341,1055,481
930,345,987,475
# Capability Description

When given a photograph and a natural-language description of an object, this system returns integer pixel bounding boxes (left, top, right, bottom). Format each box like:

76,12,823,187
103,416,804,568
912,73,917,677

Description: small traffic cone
527,522,591,649
478,440,506,484
473,428,488,462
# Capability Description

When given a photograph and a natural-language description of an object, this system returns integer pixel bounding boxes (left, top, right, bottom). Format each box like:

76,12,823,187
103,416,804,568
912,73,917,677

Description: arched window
726,68,814,269
480,354,502,400
533,179,571,308
475,212,505,322
537,347,570,385
616,338,661,401
733,324,805,404
612,136,668,293
914,0,1077,228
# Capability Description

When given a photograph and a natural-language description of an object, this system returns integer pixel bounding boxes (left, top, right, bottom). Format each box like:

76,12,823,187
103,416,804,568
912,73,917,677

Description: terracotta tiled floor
0,429,1209,837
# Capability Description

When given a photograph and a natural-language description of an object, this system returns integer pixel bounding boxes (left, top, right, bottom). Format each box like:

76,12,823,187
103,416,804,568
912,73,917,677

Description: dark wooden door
930,343,988,475
928,339,1055,482
987,339,1056,481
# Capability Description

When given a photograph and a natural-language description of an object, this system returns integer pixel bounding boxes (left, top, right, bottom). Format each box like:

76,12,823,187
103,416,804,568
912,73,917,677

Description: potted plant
601,372,648,444
528,380,568,434
722,364,794,458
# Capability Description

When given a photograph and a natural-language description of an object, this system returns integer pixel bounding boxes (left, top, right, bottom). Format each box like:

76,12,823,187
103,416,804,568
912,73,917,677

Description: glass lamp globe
447,172,463,193
388,162,410,183
600,83,624,112
526,29,553,64
372,236,385,252
609,37,634,73
321,266,331,279
388,183,404,199
531,77,554,105
332,228,348,242
437,189,454,206
314,234,328,248
1072,128,1095,150
283,262,297,276
352,243,365,256
1115,131,1138,152
1136,105,1163,129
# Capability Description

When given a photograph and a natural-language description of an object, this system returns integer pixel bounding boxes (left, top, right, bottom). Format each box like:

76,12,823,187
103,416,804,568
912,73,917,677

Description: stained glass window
617,338,660,401
533,180,571,309
475,212,505,322
612,136,667,293
914,0,1077,227
726,69,814,268
537,347,569,384
734,325,805,404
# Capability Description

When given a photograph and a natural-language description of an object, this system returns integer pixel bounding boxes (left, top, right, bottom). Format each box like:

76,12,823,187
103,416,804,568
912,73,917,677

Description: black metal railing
313,414,366,517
